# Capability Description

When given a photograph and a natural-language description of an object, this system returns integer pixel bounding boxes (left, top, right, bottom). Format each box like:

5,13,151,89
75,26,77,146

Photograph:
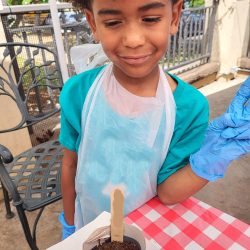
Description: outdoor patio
0,0,249,249
0,75,249,250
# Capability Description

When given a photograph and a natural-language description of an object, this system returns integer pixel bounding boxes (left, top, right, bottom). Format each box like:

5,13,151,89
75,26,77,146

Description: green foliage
189,0,205,7
7,0,48,5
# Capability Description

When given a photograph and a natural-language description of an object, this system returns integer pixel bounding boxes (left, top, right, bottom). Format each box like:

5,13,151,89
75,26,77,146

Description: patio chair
0,42,63,250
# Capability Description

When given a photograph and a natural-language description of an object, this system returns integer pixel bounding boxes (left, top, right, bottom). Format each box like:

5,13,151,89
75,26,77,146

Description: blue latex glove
190,78,250,181
212,112,250,140
221,77,250,139
227,76,250,117
222,120,249,139
58,211,76,240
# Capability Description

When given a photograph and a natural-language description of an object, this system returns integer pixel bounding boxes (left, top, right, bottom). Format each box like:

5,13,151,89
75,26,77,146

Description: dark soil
92,237,141,250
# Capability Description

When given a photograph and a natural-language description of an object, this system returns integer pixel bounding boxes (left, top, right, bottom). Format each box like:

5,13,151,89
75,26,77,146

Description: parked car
60,12,87,25
43,11,86,25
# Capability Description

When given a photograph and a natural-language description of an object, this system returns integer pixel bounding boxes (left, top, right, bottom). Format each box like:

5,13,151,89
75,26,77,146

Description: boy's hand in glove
190,77,250,181
59,211,76,240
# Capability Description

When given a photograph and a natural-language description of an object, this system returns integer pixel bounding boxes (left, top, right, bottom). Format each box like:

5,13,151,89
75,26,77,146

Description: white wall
208,0,250,75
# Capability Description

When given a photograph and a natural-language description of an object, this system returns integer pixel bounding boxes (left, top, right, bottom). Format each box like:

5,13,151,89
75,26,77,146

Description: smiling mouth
119,54,151,65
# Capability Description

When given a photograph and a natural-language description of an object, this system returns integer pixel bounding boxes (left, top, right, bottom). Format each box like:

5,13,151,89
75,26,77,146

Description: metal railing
0,5,93,76
163,6,216,73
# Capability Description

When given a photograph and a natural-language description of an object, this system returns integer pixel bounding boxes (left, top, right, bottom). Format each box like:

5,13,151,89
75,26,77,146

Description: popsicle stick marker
111,188,124,242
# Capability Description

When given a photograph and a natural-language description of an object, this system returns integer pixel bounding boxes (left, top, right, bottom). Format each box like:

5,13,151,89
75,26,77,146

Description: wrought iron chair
0,42,63,250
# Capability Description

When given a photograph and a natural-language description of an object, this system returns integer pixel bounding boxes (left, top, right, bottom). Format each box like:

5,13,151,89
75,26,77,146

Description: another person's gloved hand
59,211,76,240
190,77,250,181
221,76,250,139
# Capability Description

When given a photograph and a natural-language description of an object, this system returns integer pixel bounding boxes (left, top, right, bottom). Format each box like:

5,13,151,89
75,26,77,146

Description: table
125,197,250,250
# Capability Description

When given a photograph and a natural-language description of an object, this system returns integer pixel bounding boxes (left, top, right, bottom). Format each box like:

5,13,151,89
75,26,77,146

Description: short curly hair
82,0,92,10
74,0,179,10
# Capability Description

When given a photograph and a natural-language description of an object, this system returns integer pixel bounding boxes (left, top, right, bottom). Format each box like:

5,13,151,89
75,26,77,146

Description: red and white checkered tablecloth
125,197,250,250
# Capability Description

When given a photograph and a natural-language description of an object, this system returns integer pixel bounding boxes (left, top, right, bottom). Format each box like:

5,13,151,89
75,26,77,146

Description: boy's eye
142,17,161,23
104,20,122,27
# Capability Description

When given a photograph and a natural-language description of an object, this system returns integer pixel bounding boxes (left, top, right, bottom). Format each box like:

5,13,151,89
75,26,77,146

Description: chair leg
32,207,45,245
1,183,15,219
16,204,39,250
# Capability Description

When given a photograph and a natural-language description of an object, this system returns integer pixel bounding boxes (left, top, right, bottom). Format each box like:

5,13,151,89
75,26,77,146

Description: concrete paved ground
0,76,249,250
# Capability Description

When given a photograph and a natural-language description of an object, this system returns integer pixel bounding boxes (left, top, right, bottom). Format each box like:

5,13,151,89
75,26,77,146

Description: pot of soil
83,188,146,250
82,224,145,250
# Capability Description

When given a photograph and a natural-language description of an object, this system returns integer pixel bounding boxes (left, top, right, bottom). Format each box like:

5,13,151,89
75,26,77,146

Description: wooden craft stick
111,188,124,242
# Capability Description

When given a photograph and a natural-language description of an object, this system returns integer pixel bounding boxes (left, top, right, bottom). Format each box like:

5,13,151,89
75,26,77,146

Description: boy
59,0,250,239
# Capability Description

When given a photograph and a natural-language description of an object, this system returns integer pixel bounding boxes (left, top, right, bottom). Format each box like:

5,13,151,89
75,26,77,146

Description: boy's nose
122,24,145,48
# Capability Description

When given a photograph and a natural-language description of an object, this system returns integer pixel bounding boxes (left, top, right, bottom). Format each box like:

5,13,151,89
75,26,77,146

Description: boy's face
85,0,182,81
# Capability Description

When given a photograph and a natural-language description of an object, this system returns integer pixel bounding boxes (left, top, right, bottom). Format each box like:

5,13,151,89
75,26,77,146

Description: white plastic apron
74,64,176,229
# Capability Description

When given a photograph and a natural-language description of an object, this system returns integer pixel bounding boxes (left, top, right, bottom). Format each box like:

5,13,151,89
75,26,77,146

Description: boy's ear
170,0,183,35
84,9,100,42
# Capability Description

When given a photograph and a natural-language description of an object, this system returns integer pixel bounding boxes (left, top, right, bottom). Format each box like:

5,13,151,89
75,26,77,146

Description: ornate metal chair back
0,42,63,135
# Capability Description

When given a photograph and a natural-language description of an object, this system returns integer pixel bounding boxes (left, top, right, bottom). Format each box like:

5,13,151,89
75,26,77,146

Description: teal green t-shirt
59,66,209,184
